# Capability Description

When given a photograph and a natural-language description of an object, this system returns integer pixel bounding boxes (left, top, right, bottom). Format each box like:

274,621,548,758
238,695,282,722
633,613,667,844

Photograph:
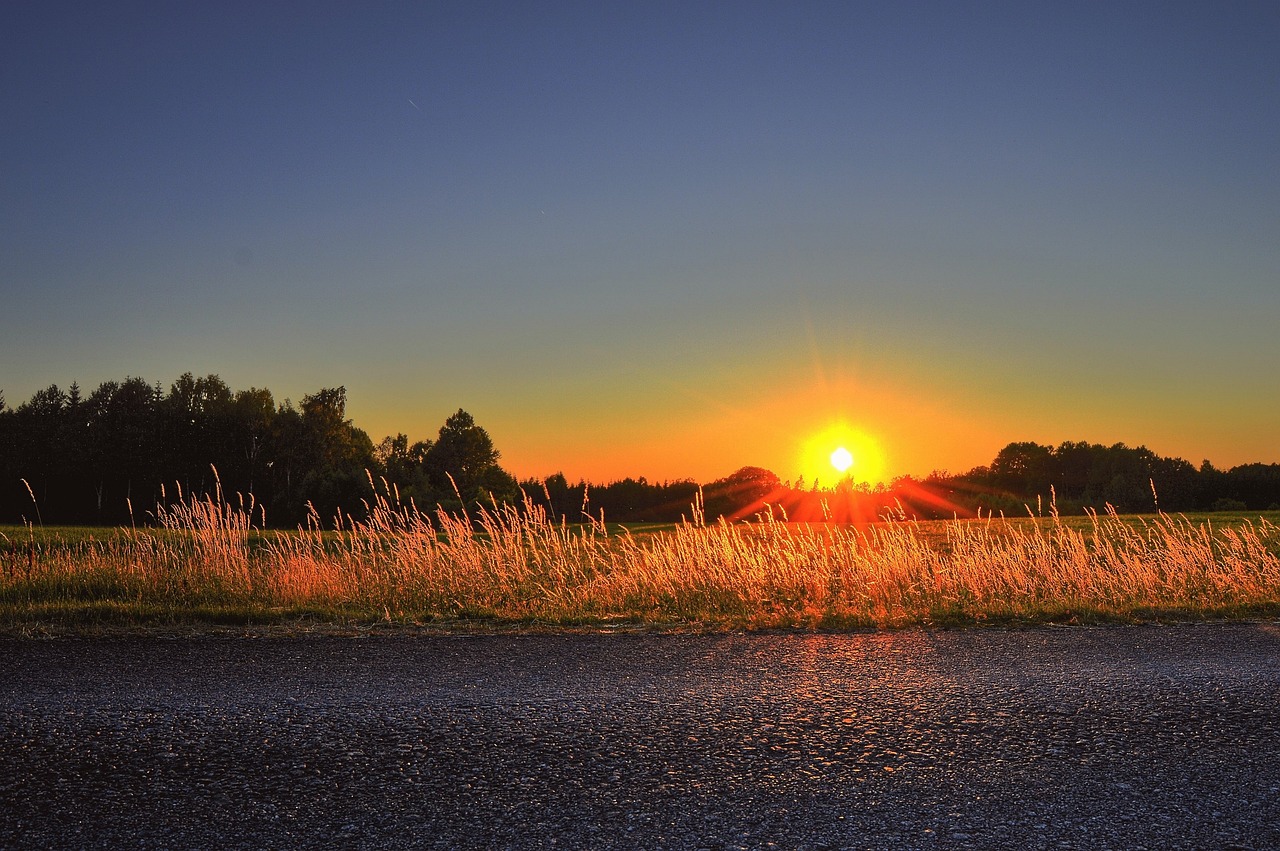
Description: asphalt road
2,625,1279,850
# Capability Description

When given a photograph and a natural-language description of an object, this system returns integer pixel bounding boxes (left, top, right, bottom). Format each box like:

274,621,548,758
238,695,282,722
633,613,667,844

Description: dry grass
3,481,1279,632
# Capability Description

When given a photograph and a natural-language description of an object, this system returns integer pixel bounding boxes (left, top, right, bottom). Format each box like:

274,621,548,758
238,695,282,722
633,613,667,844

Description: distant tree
159,373,238,497
989,442,1055,497
1224,463,1280,511
230,387,277,495
53,381,94,519
530,472,585,521
299,388,376,472
376,432,433,508
168,372,232,414
266,401,306,521
1193,460,1225,509
18,384,68,418
542,471,572,508
1053,441,1096,498
1148,455,1198,511
293,387,376,523
9,386,69,516
82,377,161,521
593,477,651,521
424,410,518,510
1093,444,1159,513
703,466,784,519
0,401,13,518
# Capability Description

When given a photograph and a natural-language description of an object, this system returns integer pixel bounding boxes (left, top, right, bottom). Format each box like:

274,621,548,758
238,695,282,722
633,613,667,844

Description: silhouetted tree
704,466,783,519
294,387,376,524
81,377,162,521
1198,460,1229,508
157,373,237,498
9,385,69,517
1225,464,1280,510
230,387,277,496
990,442,1055,498
376,432,434,508
424,409,517,510
527,472,587,521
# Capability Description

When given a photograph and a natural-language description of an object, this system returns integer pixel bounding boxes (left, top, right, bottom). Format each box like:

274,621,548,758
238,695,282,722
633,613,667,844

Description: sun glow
799,424,886,487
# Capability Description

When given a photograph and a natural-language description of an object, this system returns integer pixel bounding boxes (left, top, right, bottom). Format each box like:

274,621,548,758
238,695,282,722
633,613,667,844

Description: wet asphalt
1,624,1279,850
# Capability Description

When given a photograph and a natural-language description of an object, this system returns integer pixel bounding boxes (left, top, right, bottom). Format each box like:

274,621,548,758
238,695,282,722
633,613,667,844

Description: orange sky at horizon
350,336,1277,488
353,353,1013,488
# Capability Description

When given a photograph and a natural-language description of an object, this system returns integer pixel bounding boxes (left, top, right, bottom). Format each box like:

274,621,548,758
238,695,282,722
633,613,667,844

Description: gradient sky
3,2,1278,485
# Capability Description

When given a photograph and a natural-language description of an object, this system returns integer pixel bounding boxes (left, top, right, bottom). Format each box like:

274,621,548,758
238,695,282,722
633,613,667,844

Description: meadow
2,482,1279,634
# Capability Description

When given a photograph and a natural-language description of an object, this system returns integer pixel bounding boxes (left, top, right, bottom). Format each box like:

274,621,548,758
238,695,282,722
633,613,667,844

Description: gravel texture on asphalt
1,624,1279,849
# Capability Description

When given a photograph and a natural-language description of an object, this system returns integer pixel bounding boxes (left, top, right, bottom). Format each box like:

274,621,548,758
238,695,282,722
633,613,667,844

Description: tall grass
3,480,1279,630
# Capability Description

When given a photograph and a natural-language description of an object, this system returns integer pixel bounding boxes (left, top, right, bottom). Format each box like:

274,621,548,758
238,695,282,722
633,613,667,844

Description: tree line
2,375,1277,526
0,374,515,527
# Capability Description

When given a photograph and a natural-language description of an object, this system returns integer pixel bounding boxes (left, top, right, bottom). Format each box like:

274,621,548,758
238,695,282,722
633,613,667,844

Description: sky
3,1,1278,486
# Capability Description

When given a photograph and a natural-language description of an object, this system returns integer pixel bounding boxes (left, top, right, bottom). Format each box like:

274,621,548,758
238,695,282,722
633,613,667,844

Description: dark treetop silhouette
2,374,1278,526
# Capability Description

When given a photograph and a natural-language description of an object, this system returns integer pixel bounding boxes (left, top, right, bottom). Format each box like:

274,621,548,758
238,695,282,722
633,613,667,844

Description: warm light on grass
2,480,1279,631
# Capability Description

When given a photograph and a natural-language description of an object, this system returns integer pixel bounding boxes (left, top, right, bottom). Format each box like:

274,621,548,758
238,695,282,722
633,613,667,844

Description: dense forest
0,375,517,527
2,375,1278,527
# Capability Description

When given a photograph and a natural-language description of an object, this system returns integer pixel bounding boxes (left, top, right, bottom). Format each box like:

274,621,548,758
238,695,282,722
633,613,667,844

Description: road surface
2,625,1279,849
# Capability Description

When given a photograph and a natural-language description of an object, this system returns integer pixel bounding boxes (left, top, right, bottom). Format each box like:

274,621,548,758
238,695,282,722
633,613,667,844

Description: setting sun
798,424,887,487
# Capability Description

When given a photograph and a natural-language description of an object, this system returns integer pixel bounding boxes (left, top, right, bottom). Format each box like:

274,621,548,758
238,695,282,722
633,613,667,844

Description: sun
798,424,886,487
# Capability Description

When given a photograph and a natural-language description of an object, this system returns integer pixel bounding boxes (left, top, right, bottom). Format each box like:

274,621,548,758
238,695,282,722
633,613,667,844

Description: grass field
2,491,1279,634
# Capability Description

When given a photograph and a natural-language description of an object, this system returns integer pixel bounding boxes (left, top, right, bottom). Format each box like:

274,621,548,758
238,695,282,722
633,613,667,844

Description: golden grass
3,481,1279,631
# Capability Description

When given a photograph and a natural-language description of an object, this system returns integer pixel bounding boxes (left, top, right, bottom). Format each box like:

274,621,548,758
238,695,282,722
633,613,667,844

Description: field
2,488,1279,634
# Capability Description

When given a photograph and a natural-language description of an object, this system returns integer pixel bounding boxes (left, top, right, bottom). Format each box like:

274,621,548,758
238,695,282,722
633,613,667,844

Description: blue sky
3,2,1278,483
